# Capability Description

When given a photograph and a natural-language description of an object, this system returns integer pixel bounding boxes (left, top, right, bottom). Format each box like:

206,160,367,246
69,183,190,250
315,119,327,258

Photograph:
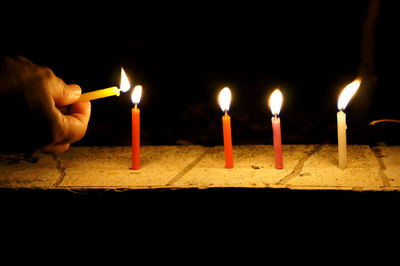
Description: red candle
132,104,140,170
218,87,233,169
222,111,233,169
269,89,283,169
131,85,142,170
271,116,283,169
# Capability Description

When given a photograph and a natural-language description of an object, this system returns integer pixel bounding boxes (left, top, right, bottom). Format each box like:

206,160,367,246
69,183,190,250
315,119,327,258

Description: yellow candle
77,67,131,102
78,86,120,102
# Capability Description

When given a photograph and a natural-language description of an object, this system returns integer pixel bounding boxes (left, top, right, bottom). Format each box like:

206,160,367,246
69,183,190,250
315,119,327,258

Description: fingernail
70,84,82,98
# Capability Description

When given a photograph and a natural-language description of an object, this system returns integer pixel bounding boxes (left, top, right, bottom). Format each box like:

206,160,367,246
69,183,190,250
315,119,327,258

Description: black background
1,1,400,147
2,1,400,223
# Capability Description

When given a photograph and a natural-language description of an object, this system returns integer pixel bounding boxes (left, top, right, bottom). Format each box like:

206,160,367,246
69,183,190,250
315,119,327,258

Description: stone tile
0,153,59,188
57,146,206,188
1,145,398,191
173,145,316,188
287,145,382,190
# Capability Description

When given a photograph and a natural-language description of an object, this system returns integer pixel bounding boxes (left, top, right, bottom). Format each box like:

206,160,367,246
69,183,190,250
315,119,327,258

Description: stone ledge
0,145,399,191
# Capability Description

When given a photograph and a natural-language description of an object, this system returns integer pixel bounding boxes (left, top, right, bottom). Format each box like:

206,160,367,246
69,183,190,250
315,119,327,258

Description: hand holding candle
337,79,361,169
78,67,131,102
0,56,91,154
218,87,233,169
269,89,283,169
131,85,142,170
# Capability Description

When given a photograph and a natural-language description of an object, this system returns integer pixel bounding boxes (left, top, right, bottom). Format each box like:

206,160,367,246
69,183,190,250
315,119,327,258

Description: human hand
0,56,91,154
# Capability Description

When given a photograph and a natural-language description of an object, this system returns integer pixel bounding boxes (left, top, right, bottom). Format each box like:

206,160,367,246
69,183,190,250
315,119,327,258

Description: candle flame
337,79,361,110
131,85,142,105
120,67,131,93
218,87,231,112
269,89,283,116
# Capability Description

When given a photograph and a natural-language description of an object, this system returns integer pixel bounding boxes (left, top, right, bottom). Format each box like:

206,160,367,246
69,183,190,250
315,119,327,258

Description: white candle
337,110,347,168
336,79,361,169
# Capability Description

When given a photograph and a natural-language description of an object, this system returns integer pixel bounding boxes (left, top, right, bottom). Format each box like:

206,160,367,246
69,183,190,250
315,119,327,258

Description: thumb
53,83,82,107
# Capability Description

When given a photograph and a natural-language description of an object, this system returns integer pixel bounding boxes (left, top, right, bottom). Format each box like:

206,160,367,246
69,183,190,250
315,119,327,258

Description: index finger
40,66,82,107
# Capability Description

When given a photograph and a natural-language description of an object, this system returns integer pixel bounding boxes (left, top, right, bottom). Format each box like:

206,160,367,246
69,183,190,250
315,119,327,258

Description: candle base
225,164,234,169
131,163,140,170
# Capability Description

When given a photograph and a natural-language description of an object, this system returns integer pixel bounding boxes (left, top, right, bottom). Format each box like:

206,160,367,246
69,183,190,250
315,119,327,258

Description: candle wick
225,110,228,115
274,114,278,118
135,103,138,109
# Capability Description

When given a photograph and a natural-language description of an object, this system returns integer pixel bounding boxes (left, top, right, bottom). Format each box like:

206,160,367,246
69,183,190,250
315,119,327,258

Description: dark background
1,0,399,147
2,1,400,223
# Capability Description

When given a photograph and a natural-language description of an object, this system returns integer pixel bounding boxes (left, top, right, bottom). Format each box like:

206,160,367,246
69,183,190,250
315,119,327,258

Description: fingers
56,101,91,145
44,68,90,152
40,143,70,154
39,99,90,154
66,101,91,142
36,64,82,107
2,56,91,154
52,82,82,107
